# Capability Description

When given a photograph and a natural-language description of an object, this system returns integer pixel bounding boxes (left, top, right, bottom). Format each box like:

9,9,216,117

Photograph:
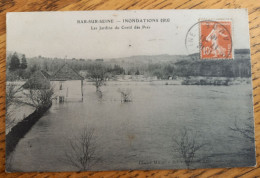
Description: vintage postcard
6,9,255,172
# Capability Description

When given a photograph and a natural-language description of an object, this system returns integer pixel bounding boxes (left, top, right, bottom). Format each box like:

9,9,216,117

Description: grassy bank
6,103,52,158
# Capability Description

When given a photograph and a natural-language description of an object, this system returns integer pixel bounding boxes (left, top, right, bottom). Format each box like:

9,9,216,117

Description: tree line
6,52,251,81
9,52,28,70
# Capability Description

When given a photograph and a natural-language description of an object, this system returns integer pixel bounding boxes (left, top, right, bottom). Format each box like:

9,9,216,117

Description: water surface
9,81,255,171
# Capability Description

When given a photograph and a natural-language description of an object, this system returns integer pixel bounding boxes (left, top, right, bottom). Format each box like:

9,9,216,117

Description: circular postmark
185,20,233,60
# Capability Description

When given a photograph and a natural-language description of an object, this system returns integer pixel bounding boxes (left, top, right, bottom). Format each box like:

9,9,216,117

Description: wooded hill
6,49,251,81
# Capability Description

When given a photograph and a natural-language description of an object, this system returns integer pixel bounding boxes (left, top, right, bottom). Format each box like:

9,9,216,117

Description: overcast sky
7,9,250,59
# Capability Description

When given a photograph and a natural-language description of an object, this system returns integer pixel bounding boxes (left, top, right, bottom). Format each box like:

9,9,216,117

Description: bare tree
228,118,255,159
6,84,19,109
172,127,207,168
229,118,255,143
63,126,99,171
5,83,22,129
118,88,132,103
17,87,54,110
6,83,54,130
88,65,107,92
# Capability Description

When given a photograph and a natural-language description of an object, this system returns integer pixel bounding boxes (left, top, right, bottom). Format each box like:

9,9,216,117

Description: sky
7,9,250,59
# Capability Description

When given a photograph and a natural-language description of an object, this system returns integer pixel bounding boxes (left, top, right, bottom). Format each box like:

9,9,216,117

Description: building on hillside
22,70,50,90
50,64,84,102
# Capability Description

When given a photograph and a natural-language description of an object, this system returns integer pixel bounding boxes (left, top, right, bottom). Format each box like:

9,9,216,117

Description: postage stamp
200,21,233,60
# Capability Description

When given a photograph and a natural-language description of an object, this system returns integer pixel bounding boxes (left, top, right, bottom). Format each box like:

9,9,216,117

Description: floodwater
8,81,256,172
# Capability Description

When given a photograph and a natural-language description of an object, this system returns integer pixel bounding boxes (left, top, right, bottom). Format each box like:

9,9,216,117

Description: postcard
5,9,256,172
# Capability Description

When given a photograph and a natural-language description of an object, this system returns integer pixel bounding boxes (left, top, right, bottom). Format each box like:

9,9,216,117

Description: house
23,70,50,90
50,64,84,102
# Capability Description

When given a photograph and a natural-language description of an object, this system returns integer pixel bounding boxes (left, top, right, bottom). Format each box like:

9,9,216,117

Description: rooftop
23,70,51,89
50,64,84,81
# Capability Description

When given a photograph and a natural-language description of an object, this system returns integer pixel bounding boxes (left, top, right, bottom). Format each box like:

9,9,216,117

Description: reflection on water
9,81,255,172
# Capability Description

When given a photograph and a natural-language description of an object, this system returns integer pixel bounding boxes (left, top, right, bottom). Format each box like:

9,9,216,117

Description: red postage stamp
200,21,233,60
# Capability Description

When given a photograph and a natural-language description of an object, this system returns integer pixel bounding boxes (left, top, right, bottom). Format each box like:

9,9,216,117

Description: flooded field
8,81,255,172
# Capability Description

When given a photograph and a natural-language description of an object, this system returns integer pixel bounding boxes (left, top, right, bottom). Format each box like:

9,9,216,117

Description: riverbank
83,76,251,87
181,77,251,86
6,103,52,158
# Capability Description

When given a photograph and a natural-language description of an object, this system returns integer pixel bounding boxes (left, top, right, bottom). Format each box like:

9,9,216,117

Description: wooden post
81,80,83,101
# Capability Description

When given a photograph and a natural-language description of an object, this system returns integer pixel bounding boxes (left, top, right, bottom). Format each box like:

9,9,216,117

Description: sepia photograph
5,9,256,172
